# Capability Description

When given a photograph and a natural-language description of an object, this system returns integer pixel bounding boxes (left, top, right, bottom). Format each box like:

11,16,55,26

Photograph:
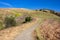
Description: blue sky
0,0,60,12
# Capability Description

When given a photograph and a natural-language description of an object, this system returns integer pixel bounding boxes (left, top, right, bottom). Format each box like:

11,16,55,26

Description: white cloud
0,1,13,7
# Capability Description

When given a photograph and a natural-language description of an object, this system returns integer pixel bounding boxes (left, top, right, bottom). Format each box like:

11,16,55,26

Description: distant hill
36,9,60,17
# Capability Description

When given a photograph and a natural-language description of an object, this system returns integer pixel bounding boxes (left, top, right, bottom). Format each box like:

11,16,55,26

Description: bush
25,17,32,22
23,17,32,23
4,16,16,28
0,21,4,30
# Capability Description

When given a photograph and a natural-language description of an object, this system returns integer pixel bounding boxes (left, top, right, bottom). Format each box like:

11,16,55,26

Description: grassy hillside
0,8,60,28
0,8,60,40
0,8,32,30
33,10,60,40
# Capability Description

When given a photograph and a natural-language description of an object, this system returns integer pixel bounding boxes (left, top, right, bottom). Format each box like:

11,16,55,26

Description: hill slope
0,8,60,40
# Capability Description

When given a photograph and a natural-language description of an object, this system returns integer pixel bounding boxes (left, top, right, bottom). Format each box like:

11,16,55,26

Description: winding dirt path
15,18,40,40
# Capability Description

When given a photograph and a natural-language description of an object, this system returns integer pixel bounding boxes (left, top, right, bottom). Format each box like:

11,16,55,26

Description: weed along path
15,18,40,40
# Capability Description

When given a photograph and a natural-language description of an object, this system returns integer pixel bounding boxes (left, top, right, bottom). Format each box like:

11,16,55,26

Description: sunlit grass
35,27,45,40
33,11,60,40
11,10,23,17
32,11,60,22
0,10,23,30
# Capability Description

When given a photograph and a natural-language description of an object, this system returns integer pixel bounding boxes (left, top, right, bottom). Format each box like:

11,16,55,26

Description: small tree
25,17,32,22
4,15,16,28
23,16,32,23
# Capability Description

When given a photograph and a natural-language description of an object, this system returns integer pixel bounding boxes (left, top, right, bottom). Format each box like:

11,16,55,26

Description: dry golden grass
34,19,60,40
0,8,60,40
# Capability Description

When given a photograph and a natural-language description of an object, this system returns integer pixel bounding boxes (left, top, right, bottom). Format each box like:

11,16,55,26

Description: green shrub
23,17,32,23
4,16,16,28
0,21,4,30
25,17,32,22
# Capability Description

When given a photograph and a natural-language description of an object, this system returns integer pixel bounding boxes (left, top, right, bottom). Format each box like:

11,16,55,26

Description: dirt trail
15,18,40,40
0,18,39,40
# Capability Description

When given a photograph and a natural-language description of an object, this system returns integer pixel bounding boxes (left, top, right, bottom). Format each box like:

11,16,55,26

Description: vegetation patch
0,10,33,30
4,15,16,28
23,16,32,23
0,21,4,30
